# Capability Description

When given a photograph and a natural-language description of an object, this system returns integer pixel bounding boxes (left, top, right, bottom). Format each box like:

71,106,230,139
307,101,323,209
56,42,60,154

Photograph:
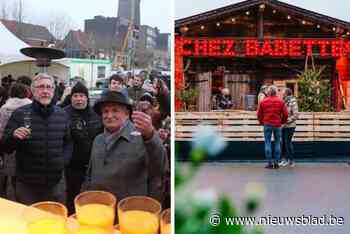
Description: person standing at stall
279,88,299,167
257,85,288,169
258,85,268,106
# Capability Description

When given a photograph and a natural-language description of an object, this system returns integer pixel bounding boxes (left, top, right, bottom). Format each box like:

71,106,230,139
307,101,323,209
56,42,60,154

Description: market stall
175,0,350,160
175,0,350,112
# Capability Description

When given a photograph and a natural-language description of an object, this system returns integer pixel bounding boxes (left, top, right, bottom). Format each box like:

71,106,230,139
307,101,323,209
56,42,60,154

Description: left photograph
0,0,171,233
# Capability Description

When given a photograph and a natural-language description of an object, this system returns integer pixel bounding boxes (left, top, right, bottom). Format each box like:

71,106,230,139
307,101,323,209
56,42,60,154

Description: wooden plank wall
175,111,350,141
196,72,212,111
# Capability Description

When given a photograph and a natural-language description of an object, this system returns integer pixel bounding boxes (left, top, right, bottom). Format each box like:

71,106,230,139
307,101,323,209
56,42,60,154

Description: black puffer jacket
3,100,72,186
64,105,103,169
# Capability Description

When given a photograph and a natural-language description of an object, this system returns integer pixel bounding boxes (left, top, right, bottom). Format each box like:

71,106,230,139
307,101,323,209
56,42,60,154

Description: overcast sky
0,0,171,33
175,0,350,23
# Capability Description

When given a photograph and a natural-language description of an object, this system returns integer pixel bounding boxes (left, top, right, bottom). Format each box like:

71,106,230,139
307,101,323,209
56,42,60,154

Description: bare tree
46,11,74,40
134,48,154,68
7,0,25,37
86,32,97,57
1,1,9,20
11,0,24,23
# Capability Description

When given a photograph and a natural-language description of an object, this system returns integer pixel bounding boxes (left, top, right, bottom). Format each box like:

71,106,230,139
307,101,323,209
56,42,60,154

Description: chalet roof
175,0,350,31
72,30,89,49
61,30,89,50
0,19,55,45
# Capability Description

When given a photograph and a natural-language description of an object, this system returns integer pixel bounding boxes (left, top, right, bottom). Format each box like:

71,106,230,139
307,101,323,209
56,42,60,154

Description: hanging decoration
175,36,185,111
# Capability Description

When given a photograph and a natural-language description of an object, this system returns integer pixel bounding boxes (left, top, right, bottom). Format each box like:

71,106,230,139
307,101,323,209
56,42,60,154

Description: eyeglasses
34,85,54,90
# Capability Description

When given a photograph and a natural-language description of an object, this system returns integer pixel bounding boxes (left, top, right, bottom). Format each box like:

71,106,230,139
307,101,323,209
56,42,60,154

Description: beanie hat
71,82,89,98
140,92,155,106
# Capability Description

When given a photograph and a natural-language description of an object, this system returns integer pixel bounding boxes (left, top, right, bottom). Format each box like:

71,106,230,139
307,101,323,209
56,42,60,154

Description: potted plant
177,86,199,111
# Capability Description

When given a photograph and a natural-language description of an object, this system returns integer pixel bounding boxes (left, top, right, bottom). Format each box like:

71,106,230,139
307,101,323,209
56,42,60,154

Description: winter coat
127,87,147,105
257,96,288,127
64,105,103,170
85,120,167,202
283,96,299,128
0,98,32,176
3,100,72,186
215,94,233,110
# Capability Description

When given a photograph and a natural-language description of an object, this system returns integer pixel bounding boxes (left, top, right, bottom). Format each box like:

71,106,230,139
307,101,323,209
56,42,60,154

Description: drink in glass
160,208,171,234
26,201,69,234
118,196,161,234
74,191,116,234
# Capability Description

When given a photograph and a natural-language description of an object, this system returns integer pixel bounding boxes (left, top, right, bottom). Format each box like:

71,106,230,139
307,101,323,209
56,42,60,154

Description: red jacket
257,96,288,127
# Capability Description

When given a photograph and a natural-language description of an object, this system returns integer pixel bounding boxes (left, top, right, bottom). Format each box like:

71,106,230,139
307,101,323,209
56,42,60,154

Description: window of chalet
97,66,106,79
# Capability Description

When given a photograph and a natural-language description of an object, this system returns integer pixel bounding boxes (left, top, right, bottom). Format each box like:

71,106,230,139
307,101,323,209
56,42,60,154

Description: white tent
0,21,30,65
0,22,69,81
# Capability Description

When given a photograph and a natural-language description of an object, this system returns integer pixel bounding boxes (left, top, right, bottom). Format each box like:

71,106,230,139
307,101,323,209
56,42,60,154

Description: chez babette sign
176,37,350,58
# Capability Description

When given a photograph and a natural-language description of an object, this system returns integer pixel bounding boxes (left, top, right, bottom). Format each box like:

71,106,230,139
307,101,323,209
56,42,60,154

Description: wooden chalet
175,0,350,112
175,0,350,160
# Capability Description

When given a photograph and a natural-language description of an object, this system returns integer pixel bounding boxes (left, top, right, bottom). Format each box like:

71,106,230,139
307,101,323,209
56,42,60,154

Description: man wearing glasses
3,73,72,205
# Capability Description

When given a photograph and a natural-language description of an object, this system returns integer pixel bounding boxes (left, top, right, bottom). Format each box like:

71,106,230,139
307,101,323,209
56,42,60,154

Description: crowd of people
257,85,299,169
0,72,171,213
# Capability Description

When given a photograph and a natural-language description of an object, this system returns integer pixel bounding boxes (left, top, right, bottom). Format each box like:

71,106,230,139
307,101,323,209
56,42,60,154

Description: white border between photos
170,0,175,232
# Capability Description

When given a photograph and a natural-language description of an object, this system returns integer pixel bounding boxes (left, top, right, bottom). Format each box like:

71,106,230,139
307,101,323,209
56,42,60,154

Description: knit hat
140,92,155,106
71,82,89,98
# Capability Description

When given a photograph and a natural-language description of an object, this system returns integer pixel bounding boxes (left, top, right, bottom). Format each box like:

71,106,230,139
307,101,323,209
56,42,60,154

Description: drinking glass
26,201,68,234
23,111,31,138
31,201,68,217
118,196,161,234
130,101,149,136
160,209,171,234
74,190,116,234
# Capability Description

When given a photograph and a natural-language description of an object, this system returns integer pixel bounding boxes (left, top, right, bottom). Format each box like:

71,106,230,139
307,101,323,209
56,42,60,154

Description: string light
200,25,205,30
231,18,236,22
333,27,337,31
246,11,250,15
180,26,189,34
347,32,350,35
178,38,350,57
302,20,306,25
272,9,277,14
317,24,321,29
287,15,291,20
259,4,265,9
216,22,220,27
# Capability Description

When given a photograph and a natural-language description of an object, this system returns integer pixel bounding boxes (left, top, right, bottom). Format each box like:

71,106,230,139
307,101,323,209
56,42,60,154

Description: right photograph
174,0,350,233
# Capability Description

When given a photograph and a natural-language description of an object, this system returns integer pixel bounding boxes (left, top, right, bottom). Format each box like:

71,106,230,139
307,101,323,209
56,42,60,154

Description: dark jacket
3,100,72,186
127,87,147,104
215,94,233,110
257,96,288,127
64,105,103,169
85,120,167,202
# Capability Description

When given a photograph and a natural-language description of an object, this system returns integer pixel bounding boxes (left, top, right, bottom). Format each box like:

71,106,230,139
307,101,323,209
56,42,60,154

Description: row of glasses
26,191,171,234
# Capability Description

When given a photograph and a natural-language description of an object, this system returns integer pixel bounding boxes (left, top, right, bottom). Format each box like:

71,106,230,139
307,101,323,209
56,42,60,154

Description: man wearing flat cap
83,91,167,202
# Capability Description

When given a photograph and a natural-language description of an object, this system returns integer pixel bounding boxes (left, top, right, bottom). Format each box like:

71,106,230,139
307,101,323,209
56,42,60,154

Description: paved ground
183,163,350,234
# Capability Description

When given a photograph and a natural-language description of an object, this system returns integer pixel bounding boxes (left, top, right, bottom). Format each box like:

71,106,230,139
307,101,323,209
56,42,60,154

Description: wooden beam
257,7,264,40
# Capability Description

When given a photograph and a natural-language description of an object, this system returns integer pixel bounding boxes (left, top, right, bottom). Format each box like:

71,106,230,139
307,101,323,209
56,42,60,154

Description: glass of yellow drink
31,201,68,217
74,190,116,234
118,196,161,234
25,201,69,234
160,208,171,234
